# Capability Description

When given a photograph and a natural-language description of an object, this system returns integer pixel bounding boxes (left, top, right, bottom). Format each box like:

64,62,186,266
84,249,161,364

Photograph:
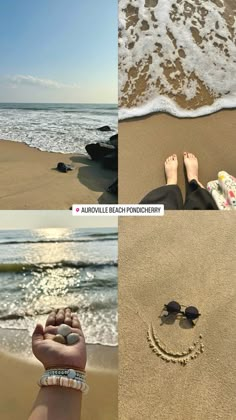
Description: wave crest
0,260,118,273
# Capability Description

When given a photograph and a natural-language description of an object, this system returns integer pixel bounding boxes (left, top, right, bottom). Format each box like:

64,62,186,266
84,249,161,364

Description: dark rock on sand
57,162,68,173
108,134,118,148
86,132,118,173
102,149,118,170
57,162,73,173
85,143,116,161
97,125,112,132
107,178,118,195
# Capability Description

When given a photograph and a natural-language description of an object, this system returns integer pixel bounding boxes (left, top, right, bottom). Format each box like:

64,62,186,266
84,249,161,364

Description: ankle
188,176,199,183
167,178,177,185
189,178,205,189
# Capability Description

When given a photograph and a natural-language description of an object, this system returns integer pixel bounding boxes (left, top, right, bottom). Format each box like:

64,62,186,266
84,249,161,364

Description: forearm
28,386,82,420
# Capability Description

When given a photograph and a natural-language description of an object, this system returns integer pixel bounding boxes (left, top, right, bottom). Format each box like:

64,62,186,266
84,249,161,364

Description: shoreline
119,99,236,121
0,343,118,370
0,325,118,368
0,137,90,155
0,324,118,354
0,139,117,208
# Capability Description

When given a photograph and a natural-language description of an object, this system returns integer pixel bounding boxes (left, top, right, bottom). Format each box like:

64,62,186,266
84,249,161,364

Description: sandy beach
119,110,236,203
0,345,118,420
119,213,236,419
0,140,117,209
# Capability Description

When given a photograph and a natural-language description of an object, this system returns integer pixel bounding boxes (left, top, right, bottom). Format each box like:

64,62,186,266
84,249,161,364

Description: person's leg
183,152,218,210
140,154,184,209
165,153,178,186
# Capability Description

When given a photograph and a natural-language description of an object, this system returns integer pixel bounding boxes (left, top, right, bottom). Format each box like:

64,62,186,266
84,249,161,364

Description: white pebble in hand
57,324,72,337
67,333,80,345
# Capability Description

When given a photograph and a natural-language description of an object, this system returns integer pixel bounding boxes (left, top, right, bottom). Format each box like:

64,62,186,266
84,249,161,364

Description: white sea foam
0,104,117,154
119,92,236,119
119,0,236,119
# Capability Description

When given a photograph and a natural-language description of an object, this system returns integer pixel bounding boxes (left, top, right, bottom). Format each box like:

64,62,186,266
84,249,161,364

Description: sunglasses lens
185,306,199,320
166,301,181,313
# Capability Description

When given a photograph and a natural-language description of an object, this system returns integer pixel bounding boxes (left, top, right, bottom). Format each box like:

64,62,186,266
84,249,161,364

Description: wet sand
119,110,236,203
119,213,236,420
0,140,117,209
119,0,236,113
0,346,118,420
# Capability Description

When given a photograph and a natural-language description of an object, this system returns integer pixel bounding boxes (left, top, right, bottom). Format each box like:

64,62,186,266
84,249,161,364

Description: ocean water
119,0,236,119
0,103,117,154
0,227,118,357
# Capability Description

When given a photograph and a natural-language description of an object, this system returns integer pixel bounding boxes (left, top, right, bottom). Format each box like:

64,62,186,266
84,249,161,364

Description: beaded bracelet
44,368,86,381
39,368,89,394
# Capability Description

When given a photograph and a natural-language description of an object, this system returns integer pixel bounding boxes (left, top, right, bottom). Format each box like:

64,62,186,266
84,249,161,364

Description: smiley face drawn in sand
147,324,204,365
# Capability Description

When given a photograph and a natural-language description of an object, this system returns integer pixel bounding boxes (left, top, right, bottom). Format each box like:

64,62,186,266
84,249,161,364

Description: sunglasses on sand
164,301,201,320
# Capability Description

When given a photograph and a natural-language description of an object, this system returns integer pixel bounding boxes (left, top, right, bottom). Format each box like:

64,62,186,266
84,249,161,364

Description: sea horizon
0,101,117,104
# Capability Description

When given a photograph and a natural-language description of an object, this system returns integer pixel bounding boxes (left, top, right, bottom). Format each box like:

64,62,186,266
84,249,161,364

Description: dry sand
0,347,118,420
0,140,117,209
119,110,236,204
119,213,236,419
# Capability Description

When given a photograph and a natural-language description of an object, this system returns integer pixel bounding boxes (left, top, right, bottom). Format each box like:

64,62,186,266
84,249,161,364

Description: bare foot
183,152,204,188
165,154,178,185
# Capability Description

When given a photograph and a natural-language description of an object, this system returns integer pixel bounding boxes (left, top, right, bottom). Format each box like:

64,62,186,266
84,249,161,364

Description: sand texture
0,348,117,420
0,140,117,209
119,213,236,420
119,110,236,204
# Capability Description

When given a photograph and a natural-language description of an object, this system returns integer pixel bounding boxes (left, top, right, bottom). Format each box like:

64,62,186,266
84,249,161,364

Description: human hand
32,308,87,370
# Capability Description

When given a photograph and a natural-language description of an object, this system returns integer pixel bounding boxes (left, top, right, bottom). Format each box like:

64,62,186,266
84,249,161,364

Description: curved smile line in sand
147,324,204,365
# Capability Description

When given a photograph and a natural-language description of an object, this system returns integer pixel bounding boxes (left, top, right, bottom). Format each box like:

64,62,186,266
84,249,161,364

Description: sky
0,0,117,103
0,211,117,229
